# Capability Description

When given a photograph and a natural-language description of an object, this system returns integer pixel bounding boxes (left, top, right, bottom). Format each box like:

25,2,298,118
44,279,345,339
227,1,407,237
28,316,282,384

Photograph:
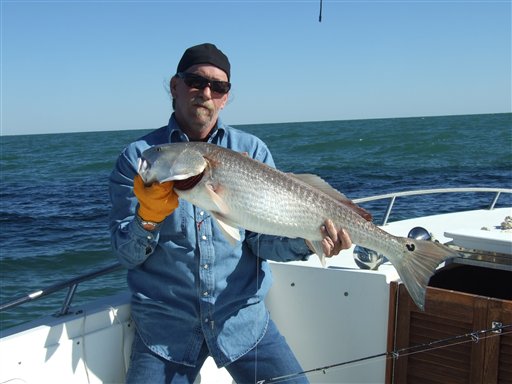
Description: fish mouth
138,158,148,172
137,157,204,185
173,172,204,190
137,158,152,184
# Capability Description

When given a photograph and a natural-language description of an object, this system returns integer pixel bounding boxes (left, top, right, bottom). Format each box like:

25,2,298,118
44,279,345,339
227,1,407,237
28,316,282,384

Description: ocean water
1,113,511,330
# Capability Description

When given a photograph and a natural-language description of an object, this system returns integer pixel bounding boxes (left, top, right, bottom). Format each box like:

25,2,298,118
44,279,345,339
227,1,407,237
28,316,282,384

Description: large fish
138,142,460,310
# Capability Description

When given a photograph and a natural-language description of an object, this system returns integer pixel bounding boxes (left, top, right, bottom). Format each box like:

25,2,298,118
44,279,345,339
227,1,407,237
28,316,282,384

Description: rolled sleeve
109,144,158,268
246,233,311,262
112,218,161,268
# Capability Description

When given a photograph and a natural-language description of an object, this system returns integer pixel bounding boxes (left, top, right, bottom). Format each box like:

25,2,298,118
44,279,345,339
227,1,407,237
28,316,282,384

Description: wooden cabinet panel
486,299,512,384
388,282,511,384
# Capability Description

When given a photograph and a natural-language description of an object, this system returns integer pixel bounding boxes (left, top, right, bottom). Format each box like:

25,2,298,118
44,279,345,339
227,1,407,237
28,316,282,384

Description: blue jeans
126,319,309,384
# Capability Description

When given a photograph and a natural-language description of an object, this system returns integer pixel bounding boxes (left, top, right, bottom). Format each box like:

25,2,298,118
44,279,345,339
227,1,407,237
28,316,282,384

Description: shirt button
203,264,209,269
203,291,208,296
204,318,209,323
201,235,207,240
200,211,204,216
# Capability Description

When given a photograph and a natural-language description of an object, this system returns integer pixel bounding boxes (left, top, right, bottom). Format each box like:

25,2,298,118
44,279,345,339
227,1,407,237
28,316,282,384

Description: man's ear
170,76,178,97
219,92,229,110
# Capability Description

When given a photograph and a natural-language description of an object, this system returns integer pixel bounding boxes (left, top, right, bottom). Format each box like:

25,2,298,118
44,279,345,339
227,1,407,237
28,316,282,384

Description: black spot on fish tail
394,238,462,310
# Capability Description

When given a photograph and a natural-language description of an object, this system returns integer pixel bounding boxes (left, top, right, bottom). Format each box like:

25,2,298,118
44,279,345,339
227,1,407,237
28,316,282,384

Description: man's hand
320,219,352,256
133,175,179,223
307,219,352,257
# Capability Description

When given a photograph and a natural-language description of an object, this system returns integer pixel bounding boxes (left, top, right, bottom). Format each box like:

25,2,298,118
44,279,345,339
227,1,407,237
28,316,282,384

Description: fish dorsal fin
291,173,373,222
291,174,348,200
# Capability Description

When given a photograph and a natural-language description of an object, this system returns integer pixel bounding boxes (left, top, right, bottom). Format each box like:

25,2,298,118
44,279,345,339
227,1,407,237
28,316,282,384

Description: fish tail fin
392,238,460,310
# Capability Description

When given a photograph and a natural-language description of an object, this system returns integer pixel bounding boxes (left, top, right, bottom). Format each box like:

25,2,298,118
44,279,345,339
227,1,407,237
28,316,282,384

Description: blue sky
1,0,510,135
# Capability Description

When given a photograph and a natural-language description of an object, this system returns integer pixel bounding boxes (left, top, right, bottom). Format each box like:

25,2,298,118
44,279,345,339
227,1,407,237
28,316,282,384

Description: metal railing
0,263,123,316
353,187,511,226
1,187,510,316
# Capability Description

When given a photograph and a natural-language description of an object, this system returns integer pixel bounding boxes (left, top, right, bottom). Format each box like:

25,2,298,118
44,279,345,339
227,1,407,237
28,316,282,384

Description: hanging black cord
318,0,323,22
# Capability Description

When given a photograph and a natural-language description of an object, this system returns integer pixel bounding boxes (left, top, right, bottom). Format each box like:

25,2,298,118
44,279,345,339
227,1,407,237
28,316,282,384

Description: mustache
191,97,214,111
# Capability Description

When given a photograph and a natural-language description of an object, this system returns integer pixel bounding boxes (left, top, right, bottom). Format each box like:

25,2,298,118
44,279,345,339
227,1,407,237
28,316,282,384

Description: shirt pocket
159,200,194,242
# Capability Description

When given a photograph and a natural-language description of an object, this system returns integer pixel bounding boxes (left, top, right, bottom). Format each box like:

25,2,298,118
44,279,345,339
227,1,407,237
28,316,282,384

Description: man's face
171,64,229,140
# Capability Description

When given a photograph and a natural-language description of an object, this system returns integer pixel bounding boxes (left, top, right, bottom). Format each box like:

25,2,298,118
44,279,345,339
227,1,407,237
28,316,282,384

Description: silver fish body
138,142,460,310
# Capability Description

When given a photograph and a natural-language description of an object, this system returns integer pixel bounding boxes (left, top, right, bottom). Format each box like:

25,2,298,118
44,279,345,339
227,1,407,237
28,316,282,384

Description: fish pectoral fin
211,212,241,245
202,183,240,244
203,183,230,213
307,240,327,267
291,173,373,222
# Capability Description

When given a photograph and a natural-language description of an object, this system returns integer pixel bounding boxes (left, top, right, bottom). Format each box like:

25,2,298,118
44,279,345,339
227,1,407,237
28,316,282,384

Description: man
109,43,351,383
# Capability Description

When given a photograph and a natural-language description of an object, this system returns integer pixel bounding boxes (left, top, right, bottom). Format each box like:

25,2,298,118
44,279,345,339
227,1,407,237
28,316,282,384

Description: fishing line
79,309,92,384
257,323,512,384
254,232,262,383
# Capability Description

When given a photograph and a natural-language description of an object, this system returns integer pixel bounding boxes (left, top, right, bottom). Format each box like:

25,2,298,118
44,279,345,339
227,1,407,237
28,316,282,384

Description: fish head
138,144,208,185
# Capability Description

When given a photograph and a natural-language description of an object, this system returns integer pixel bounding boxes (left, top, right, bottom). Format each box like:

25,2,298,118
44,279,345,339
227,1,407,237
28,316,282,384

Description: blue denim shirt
109,115,311,368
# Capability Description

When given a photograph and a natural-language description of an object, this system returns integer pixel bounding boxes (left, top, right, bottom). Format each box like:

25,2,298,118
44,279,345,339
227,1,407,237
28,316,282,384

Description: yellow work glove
133,175,179,223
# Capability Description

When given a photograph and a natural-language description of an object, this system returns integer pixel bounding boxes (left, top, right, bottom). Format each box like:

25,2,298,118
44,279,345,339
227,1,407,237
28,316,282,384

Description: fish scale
138,142,462,310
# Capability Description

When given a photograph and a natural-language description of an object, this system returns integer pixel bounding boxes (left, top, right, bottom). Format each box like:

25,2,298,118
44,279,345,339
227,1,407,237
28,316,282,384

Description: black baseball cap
177,43,231,80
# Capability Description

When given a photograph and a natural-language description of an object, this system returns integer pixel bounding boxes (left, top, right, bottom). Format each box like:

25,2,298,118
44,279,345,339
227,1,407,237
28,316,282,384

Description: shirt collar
167,113,226,143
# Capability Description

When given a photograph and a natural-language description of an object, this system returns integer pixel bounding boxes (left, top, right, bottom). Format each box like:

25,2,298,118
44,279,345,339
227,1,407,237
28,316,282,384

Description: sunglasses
176,72,231,94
